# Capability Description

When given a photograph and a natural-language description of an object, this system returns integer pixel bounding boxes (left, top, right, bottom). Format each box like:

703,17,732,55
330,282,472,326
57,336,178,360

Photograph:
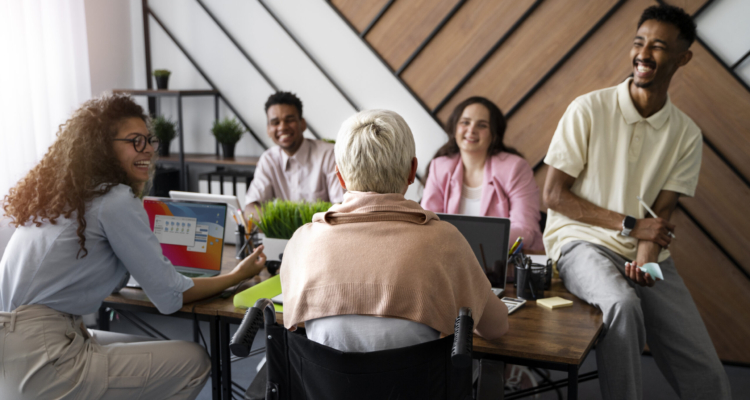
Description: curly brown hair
2,94,152,258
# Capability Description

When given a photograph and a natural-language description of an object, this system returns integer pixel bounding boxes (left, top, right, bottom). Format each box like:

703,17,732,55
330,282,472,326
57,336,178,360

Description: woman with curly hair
0,94,266,399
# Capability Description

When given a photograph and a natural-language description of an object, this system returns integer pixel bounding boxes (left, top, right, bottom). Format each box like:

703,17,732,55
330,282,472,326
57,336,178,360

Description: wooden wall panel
331,0,389,33
669,43,750,182
679,145,750,276
503,0,648,167
400,0,536,110
366,0,457,70
436,0,618,124
669,209,750,364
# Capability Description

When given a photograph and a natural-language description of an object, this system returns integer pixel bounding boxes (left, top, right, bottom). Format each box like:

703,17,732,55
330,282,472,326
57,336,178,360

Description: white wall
695,0,750,83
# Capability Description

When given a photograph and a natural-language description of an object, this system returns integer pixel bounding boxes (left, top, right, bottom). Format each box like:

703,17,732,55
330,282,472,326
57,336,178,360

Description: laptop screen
143,198,227,271
436,214,510,289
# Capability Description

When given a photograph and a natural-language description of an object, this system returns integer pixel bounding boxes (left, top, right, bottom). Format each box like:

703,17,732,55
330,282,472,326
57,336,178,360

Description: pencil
636,196,676,238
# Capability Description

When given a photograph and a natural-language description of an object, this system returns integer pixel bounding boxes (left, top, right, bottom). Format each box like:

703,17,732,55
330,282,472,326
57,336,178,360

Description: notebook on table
127,197,227,287
436,214,511,297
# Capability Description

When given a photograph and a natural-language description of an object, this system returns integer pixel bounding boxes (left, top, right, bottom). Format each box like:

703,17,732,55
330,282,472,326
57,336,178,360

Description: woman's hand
231,244,267,280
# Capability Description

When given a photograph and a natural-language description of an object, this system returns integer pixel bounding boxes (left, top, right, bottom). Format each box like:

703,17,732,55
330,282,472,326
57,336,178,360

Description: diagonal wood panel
435,0,618,124
669,209,750,364
679,145,750,276
668,43,750,183
503,0,649,167
366,0,457,70
331,0,389,33
400,0,536,110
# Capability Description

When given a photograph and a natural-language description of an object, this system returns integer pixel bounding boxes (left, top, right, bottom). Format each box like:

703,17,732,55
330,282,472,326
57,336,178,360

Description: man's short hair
265,91,303,118
638,4,696,47
335,110,416,194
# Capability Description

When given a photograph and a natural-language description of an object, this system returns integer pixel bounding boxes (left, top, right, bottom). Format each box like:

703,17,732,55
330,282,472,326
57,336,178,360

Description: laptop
436,213,510,297
128,197,227,286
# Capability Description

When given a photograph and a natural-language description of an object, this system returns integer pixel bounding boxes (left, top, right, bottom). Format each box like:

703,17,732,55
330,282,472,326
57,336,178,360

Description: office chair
231,299,477,400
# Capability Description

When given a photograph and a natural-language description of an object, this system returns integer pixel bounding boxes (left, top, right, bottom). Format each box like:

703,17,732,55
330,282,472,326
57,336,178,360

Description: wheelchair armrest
230,298,277,357
451,307,473,368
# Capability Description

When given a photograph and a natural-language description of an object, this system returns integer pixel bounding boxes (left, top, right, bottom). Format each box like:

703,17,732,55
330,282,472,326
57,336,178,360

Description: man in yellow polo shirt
543,5,730,400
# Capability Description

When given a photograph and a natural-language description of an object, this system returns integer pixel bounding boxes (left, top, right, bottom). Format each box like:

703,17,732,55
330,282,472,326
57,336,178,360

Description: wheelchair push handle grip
229,299,275,357
451,307,473,368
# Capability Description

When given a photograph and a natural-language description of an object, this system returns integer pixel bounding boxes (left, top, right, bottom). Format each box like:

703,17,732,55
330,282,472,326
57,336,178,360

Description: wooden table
101,245,603,400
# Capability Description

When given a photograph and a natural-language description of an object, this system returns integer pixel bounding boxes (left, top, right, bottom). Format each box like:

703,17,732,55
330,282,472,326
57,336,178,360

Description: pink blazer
421,152,544,251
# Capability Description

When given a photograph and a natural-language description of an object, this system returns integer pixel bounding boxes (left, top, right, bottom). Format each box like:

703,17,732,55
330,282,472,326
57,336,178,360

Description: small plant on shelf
211,117,245,158
254,200,333,240
152,115,177,157
153,69,171,89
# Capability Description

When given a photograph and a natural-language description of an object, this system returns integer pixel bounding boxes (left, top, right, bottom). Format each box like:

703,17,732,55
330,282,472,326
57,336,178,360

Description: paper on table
234,275,283,312
529,255,549,265
639,262,665,281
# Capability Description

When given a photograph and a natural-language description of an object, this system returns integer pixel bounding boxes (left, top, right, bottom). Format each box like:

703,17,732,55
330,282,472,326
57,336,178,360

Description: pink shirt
421,152,543,251
244,139,344,207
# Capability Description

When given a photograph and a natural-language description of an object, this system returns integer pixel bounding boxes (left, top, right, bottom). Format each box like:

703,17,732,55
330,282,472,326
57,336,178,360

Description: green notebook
233,275,283,312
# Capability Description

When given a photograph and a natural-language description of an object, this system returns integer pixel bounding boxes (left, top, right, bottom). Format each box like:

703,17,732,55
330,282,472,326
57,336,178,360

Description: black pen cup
515,265,546,300
235,230,250,259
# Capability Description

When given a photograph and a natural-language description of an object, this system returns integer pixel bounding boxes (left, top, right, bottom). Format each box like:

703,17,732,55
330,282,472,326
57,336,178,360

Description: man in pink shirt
244,92,344,216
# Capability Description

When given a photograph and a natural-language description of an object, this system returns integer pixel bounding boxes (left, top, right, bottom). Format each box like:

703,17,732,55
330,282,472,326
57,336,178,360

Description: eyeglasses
113,134,160,153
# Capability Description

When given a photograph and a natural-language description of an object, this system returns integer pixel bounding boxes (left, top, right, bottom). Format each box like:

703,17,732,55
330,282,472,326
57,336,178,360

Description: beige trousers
0,304,211,400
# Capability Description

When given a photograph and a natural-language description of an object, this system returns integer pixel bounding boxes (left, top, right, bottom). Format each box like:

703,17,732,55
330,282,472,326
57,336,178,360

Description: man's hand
625,261,656,287
630,217,675,248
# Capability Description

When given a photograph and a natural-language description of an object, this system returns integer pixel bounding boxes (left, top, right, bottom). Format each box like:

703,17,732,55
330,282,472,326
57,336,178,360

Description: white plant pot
260,234,289,261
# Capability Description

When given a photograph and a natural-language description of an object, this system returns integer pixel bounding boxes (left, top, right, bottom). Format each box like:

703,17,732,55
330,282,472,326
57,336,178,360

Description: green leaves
211,117,245,145
254,200,332,239
153,69,171,77
152,115,177,142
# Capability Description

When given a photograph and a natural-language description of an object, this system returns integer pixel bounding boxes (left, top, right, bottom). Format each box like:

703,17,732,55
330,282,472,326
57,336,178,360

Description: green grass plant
153,69,171,77
152,115,177,142
255,200,332,239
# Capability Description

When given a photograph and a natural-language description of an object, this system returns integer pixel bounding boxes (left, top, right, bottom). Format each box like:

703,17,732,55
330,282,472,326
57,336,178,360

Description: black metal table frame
98,302,223,400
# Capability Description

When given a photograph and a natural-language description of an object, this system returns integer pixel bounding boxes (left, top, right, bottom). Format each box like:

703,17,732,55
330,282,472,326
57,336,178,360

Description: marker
636,196,676,238
509,237,523,256
512,242,524,256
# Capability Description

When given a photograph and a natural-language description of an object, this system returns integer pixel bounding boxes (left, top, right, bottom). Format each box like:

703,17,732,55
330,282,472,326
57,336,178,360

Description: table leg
98,306,110,331
476,359,505,400
568,364,579,400
210,317,221,400
220,318,232,400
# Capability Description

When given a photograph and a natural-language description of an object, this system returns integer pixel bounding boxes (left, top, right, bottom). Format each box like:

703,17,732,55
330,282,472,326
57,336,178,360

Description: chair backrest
231,299,474,400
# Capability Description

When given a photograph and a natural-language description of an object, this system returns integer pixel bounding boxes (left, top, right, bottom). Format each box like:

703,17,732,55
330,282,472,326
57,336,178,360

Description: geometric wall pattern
332,0,750,365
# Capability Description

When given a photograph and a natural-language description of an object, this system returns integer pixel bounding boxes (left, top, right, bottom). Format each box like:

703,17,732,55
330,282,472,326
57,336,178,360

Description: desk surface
105,245,602,366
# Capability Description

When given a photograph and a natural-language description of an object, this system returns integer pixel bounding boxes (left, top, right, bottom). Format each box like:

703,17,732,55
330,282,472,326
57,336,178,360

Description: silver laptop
127,197,227,287
437,214,510,297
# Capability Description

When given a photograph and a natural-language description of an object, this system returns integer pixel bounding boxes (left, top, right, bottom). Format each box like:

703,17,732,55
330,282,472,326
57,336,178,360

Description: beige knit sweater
279,191,492,335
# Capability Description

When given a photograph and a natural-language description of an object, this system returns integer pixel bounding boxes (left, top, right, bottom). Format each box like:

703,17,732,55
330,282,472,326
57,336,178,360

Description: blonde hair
335,110,415,194
2,94,152,258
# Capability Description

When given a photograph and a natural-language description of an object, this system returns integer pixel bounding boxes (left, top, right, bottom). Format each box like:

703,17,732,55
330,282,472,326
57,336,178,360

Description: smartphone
501,297,526,315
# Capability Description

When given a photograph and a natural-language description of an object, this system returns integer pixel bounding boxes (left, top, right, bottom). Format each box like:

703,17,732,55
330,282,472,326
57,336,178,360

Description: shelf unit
113,89,223,190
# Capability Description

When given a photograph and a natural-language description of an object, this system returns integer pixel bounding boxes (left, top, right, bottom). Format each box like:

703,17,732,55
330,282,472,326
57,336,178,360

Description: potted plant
153,69,171,90
152,115,177,157
211,117,245,158
254,200,333,260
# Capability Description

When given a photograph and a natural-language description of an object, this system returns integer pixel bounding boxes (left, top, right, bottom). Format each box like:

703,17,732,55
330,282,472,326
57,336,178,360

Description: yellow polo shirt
543,77,702,263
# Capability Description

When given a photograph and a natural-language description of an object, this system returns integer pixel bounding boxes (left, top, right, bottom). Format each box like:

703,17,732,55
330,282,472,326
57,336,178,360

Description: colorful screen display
143,198,226,271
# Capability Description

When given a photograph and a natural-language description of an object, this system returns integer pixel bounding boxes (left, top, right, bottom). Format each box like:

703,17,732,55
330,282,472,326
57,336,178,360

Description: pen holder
235,230,250,259
515,264,546,300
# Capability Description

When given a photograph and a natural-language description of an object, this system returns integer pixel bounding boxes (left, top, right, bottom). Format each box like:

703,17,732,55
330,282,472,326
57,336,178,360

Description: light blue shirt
0,184,194,315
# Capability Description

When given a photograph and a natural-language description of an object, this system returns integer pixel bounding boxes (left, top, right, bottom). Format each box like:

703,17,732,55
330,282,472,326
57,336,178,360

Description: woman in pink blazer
421,97,543,251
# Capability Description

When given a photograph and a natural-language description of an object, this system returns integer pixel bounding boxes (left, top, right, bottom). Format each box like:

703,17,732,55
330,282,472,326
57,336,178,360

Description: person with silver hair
280,109,509,352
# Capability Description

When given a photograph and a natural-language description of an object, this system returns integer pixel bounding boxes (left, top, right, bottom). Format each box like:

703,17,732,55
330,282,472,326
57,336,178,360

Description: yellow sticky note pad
537,296,573,310
234,275,283,312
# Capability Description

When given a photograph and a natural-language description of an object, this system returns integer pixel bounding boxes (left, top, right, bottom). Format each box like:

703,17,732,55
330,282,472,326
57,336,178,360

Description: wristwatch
621,215,636,236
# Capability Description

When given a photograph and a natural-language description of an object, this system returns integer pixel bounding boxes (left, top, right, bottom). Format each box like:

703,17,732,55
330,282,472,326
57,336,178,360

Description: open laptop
128,197,227,286
436,213,510,297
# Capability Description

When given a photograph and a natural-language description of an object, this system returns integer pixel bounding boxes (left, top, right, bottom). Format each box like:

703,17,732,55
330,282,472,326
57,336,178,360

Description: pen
636,196,676,238
509,237,523,256
512,242,524,256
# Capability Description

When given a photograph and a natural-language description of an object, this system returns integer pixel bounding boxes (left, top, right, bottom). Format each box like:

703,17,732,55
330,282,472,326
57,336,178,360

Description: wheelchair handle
229,298,277,357
451,307,473,368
